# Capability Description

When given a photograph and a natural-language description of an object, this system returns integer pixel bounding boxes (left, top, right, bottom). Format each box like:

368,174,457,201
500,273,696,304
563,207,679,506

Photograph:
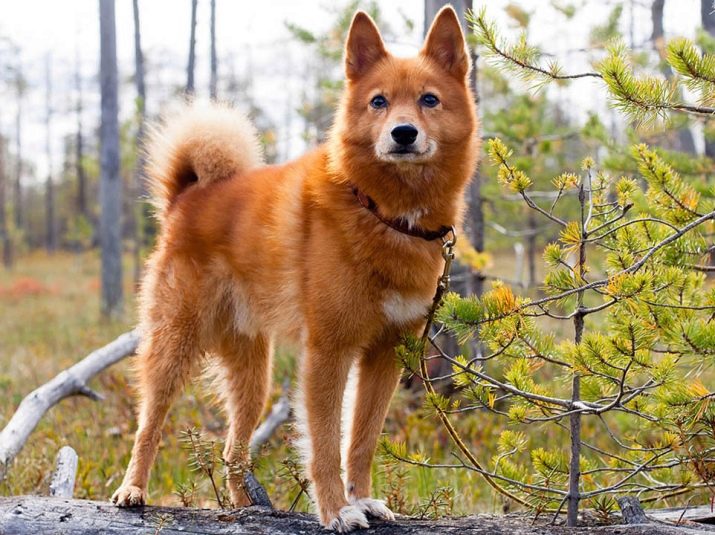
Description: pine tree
386,7,715,527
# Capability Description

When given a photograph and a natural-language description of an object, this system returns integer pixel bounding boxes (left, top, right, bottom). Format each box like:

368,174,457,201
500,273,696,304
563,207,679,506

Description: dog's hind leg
216,332,273,507
112,322,199,507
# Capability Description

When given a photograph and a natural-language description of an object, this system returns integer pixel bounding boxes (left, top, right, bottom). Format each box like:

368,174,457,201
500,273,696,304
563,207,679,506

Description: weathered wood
649,506,715,525
0,330,139,481
618,496,650,525
249,391,290,456
1,496,713,535
49,446,79,498
244,473,272,509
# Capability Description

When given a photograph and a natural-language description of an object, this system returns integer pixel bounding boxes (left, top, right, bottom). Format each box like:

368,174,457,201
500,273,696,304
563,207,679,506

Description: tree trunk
186,0,198,95
526,210,537,287
702,0,715,158
424,0,471,34
0,135,12,268
425,0,485,297
45,54,58,254
14,67,24,233
651,0,695,153
75,50,88,223
132,0,147,284
422,0,484,369
99,0,124,319
210,0,218,99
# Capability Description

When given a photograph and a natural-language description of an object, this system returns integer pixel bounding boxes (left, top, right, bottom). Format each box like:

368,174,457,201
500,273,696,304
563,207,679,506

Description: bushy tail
145,101,263,221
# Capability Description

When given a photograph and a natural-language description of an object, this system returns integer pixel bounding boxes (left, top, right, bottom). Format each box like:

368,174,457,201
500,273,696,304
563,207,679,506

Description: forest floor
1,250,713,526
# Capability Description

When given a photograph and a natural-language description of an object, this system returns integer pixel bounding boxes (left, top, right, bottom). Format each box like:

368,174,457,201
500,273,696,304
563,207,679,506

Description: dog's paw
349,497,395,521
326,505,370,533
111,485,146,507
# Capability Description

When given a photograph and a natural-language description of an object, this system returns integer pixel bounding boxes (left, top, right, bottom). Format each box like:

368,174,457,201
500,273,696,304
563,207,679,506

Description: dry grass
3,250,704,517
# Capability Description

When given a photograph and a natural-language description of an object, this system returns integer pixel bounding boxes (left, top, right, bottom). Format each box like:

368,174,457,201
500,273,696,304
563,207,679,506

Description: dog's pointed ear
421,6,470,81
344,11,388,81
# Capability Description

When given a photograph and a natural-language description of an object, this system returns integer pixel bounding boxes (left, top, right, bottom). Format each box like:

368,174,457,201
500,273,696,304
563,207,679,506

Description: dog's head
332,7,477,174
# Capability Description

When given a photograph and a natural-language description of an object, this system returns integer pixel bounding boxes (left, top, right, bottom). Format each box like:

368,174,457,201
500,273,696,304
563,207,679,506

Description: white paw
326,504,370,533
349,497,395,521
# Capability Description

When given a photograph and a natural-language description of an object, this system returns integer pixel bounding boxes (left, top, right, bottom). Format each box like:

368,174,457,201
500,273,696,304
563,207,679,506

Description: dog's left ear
421,6,470,81
345,11,388,81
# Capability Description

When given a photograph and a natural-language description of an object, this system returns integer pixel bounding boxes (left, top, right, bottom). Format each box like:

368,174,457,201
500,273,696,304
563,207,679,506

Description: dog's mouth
388,147,419,155
379,141,436,163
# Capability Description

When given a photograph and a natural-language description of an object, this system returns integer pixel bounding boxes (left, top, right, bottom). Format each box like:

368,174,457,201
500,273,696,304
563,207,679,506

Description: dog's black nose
391,124,418,146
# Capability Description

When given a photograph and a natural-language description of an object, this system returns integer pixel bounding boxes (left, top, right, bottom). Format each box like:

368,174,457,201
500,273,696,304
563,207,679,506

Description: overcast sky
0,0,704,182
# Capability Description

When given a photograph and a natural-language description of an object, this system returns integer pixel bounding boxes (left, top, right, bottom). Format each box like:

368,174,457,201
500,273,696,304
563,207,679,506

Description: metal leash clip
439,227,457,293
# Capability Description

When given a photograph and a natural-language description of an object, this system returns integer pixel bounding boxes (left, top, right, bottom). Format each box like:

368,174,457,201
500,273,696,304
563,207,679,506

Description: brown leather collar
350,186,453,242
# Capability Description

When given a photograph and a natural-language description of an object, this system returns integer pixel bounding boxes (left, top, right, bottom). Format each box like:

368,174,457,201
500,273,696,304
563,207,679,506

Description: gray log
49,446,78,498
1,496,711,535
0,330,139,481
249,392,290,456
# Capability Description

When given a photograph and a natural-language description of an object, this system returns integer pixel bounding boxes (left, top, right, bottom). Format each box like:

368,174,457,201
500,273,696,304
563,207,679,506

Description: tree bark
75,49,88,223
186,0,198,95
14,66,24,233
424,0,471,34
651,0,696,153
0,496,703,535
45,54,58,254
210,0,218,100
0,330,139,482
132,0,147,284
702,0,715,158
0,134,12,267
617,497,650,525
99,0,124,318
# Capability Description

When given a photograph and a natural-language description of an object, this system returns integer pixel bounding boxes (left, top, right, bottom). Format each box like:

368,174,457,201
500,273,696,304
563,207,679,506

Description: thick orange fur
112,6,478,532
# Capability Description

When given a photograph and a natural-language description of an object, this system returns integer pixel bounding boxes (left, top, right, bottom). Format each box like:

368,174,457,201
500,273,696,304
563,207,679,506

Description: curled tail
145,101,263,221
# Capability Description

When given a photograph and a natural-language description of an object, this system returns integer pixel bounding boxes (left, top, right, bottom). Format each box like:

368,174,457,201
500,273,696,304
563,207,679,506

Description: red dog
112,7,477,532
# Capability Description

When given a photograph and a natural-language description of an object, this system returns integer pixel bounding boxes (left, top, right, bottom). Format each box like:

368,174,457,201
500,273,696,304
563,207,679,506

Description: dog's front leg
302,341,368,532
345,341,402,521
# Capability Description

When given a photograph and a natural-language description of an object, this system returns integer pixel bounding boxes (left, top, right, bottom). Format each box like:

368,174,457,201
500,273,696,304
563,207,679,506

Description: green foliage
597,42,677,126
400,134,715,513
589,4,623,48
471,6,715,126
667,37,715,105
469,7,568,90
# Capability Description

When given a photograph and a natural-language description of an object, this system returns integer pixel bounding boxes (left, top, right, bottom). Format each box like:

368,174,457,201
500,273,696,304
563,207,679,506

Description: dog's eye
370,95,388,109
420,93,440,108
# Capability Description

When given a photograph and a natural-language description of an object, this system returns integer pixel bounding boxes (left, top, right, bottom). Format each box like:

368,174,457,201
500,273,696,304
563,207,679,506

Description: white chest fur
382,291,431,325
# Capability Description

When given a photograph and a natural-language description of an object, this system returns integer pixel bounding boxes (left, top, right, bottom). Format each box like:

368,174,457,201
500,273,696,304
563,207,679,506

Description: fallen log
1,496,713,535
0,330,140,481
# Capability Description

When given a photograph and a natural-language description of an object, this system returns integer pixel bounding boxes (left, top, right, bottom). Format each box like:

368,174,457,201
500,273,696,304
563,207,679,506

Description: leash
414,228,535,509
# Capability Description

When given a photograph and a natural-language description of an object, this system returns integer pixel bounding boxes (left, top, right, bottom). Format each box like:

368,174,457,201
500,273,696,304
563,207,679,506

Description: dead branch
49,446,78,498
0,330,139,481
249,385,291,456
